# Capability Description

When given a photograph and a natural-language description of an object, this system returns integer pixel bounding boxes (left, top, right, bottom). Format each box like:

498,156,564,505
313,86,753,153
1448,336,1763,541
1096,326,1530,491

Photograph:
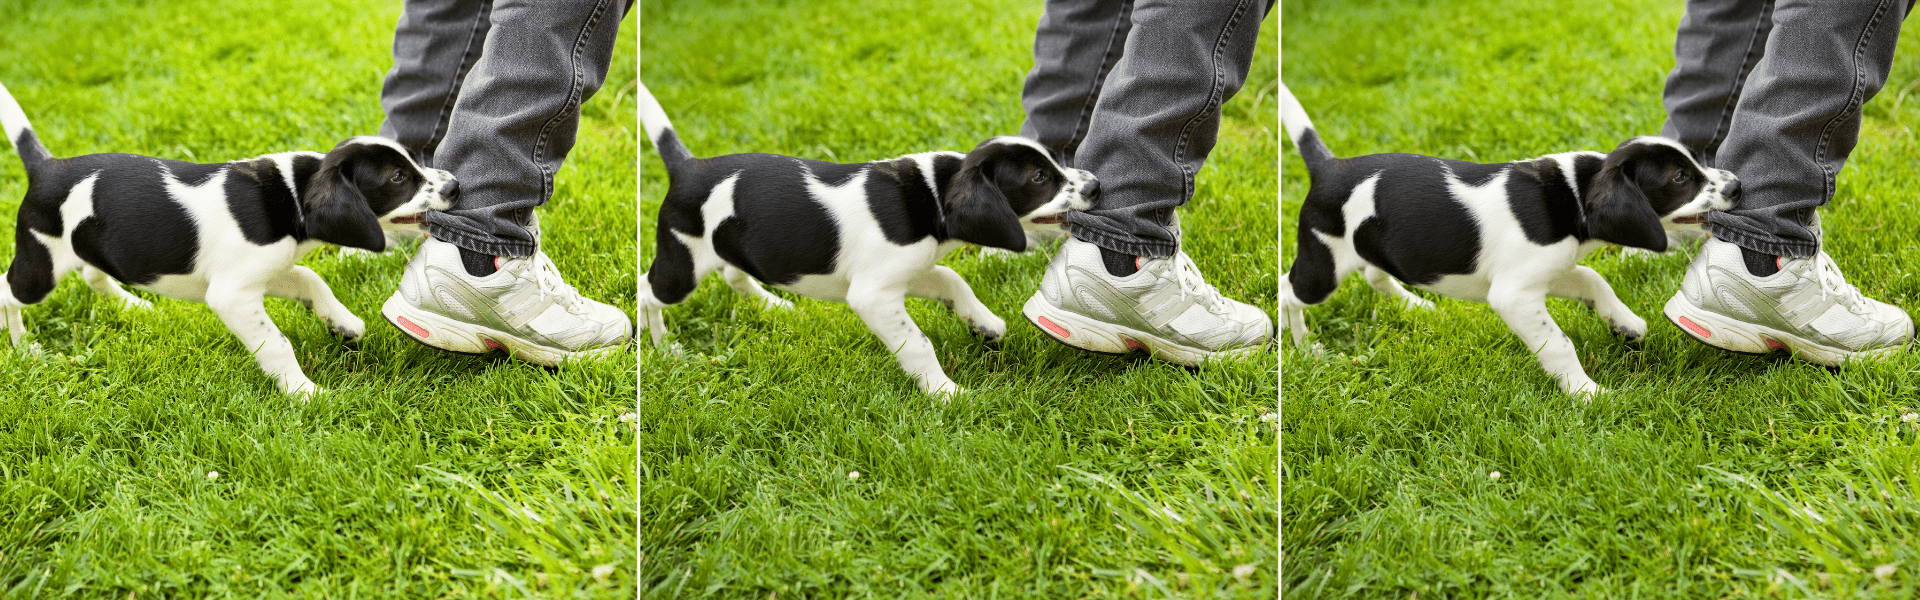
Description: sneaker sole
381,294,624,367
1662,292,1905,367
1021,293,1264,367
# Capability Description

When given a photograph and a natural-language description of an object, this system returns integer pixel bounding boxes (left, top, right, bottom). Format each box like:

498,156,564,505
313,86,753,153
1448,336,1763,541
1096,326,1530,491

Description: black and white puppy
0,83,456,397
636,84,1096,397
1278,84,1738,397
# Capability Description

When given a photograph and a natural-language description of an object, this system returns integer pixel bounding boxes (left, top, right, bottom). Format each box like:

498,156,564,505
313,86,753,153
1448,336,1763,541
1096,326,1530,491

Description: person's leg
1664,0,1913,364
1021,0,1273,364
421,0,626,258
1659,0,1773,166
379,0,492,166
1066,0,1264,258
1018,0,1132,166
381,0,633,363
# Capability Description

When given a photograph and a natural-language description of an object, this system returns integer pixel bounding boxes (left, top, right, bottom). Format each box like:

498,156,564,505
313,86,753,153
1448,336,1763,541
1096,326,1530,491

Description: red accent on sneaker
494,257,503,270
1134,257,1143,270
1677,316,1711,339
484,339,505,351
1124,339,1146,351
1766,338,1786,351
396,315,430,338
1776,257,1783,271
1037,316,1070,338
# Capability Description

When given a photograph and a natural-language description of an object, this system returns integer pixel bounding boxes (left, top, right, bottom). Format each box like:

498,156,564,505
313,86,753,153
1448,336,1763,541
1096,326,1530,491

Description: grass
640,0,1276,597
0,0,636,596
1284,0,1920,596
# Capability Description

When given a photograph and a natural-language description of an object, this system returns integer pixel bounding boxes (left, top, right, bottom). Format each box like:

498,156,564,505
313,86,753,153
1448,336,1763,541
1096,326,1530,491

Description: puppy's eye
389,172,409,184
1030,172,1049,184
1671,172,1690,184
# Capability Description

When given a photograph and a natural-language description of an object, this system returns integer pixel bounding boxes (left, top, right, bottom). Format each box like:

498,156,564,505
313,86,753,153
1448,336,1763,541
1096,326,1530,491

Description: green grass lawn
0,0,636,596
640,0,1276,597
1285,0,1920,596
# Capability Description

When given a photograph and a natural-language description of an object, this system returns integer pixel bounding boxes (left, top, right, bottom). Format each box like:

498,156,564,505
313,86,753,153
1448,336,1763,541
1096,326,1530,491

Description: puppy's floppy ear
303,144,387,252
1586,146,1667,252
945,147,1027,252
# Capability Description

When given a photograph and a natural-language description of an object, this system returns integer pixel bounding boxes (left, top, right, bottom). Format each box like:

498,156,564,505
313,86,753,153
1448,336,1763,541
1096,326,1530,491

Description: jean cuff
1066,223,1178,258
425,223,538,258
1707,223,1818,258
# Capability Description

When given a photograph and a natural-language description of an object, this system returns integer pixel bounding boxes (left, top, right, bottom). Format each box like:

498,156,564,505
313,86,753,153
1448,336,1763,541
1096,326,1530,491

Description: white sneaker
384,237,630,365
1023,236,1271,366
1665,233,1911,366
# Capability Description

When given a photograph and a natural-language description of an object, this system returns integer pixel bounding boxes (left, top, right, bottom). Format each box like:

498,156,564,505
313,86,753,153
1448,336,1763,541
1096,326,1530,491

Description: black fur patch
1507,157,1584,246
49,155,203,284
684,154,843,286
867,157,944,245
1344,155,1482,285
226,157,305,245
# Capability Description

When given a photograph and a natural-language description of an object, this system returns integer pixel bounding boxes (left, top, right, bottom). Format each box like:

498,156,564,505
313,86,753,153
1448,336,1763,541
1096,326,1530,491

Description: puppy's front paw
283,378,323,399
1565,378,1604,400
924,378,964,400
324,312,367,341
1607,312,1649,341
966,312,1008,342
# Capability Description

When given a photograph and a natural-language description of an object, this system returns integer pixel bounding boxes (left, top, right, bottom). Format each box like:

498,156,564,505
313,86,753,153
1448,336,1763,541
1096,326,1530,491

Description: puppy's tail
0,82,53,178
637,81,695,180
1279,82,1335,179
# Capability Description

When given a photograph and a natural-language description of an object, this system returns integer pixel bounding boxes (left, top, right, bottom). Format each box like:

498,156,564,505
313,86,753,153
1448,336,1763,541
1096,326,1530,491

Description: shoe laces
1165,252,1230,313
505,252,590,313
1807,253,1871,314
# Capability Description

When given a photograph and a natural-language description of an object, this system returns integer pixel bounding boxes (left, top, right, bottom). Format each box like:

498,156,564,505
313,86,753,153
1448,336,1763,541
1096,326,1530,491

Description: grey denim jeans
1661,0,1908,258
379,0,628,258
1020,0,1271,258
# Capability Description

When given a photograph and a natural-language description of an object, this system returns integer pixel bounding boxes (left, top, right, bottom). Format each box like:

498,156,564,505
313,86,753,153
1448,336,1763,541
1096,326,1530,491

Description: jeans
379,0,628,258
1661,0,1908,258
1020,0,1271,258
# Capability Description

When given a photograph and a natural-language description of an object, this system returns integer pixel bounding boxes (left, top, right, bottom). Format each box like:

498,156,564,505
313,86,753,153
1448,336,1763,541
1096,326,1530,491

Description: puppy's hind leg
82,267,153,310
1549,266,1646,341
1488,282,1600,399
723,266,793,310
906,265,1004,341
1365,266,1433,310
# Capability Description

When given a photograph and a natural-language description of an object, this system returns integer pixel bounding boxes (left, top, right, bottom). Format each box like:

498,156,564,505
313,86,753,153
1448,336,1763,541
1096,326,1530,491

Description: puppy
1278,84,1738,397
636,84,1096,397
0,82,456,396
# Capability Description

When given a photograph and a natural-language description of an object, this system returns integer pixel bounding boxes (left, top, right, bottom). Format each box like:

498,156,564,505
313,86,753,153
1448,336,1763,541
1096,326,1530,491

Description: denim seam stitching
532,0,614,216
1068,0,1132,162
1815,0,1894,205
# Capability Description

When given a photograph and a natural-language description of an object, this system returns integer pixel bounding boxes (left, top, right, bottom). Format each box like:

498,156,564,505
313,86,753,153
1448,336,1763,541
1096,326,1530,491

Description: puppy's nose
1084,179,1100,201
1724,179,1740,201
443,180,460,201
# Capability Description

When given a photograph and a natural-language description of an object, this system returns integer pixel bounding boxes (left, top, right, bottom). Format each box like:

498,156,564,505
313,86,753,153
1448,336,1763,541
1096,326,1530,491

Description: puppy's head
302,137,457,252
944,136,1097,252
1585,136,1737,252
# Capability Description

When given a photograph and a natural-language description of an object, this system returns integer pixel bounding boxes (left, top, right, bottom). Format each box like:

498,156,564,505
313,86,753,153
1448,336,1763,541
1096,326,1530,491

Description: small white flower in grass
1875,564,1897,580
591,563,616,581
1231,564,1257,581
1902,412,1916,423
849,471,860,480
207,471,219,480
1489,471,1501,480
